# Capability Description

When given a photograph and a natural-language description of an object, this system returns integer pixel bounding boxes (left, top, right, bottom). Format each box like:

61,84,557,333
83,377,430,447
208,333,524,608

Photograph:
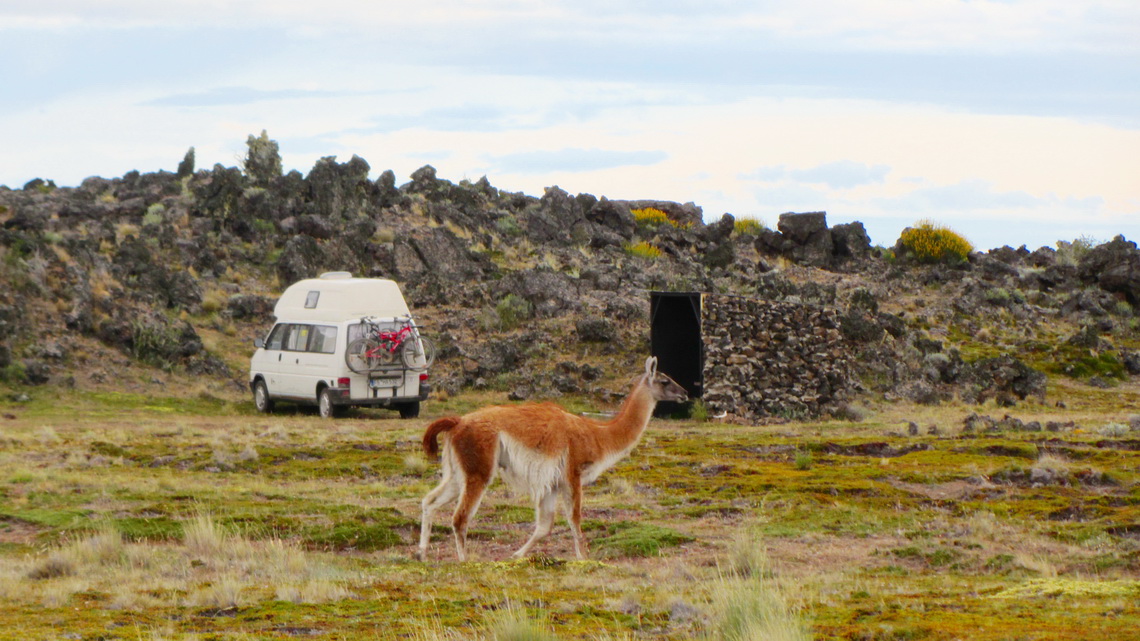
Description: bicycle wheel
400,335,436,370
346,338,381,373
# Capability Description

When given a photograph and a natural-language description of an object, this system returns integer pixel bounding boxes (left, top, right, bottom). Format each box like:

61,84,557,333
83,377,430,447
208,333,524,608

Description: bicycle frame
363,324,416,358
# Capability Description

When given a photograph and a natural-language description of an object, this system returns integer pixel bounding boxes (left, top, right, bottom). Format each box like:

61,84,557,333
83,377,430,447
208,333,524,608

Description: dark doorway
650,291,703,416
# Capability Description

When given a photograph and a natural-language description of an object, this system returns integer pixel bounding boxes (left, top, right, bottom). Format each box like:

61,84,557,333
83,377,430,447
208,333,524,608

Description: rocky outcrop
967,355,1047,405
1078,235,1140,304
0,130,1132,410
754,212,872,270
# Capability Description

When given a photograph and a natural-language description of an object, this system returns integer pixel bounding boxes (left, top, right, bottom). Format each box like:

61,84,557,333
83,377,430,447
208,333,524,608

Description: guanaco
418,356,688,561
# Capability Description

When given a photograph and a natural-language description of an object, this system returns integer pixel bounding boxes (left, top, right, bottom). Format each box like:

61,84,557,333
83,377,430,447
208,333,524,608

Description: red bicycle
345,317,436,373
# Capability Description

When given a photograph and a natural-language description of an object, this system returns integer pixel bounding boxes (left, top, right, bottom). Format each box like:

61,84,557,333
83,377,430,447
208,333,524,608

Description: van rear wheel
319,388,341,419
398,401,420,419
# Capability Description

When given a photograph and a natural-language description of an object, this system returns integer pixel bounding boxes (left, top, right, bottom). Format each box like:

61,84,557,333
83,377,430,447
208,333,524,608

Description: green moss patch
113,516,183,541
592,521,695,558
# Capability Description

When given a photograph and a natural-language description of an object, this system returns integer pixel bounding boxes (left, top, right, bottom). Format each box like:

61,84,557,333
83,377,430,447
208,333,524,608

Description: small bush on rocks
494,294,533,331
898,220,973,263
733,217,765,235
632,207,689,230
624,241,663,259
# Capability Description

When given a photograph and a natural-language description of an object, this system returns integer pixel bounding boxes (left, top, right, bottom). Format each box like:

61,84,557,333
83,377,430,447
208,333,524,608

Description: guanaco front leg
511,492,558,559
418,463,460,561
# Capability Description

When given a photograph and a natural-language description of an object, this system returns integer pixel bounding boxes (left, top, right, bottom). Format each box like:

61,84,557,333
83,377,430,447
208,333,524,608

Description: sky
1,1,1138,251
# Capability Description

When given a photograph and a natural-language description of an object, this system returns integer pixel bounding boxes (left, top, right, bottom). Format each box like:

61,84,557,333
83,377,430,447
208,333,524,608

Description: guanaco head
643,356,689,402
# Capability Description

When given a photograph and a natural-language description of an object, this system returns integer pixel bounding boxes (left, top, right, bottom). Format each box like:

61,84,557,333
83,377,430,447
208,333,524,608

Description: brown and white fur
418,356,687,561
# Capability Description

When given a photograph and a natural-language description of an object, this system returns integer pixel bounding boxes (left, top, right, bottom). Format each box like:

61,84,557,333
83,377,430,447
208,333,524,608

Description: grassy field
0,383,1138,640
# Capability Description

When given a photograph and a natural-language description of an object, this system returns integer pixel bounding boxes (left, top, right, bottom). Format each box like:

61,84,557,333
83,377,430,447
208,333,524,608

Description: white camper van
249,272,432,419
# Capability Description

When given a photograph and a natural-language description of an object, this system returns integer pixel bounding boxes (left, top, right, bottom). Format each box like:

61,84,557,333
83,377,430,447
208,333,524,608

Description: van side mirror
254,338,265,349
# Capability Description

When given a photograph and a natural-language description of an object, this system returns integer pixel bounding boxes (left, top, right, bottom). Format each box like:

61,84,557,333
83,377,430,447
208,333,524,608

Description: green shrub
793,450,813,471
495,294,533,330
142,203,166,227
495,215,523,237
1056,235,1100,266
0,361,27,384
129,318,187,369
252,219,276,235
897,220,973,263
689,399,709,421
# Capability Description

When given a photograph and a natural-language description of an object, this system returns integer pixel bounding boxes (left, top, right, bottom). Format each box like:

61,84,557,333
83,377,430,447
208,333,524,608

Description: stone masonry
700,294,856,423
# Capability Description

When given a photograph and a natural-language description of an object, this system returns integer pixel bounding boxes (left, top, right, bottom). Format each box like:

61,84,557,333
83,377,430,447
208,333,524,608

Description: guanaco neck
599,375,656,452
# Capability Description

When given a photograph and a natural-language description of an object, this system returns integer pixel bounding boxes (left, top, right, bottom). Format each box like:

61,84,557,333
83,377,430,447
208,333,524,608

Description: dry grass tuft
26,551,76,580
725,530,771,579
27,528,124,580
708,527,810,641
185,573,246,608
1032,454,1070,475
403,453,429,474
705,575,810,641
486,604,560,641
1014,553,1058,577
183,513,233,558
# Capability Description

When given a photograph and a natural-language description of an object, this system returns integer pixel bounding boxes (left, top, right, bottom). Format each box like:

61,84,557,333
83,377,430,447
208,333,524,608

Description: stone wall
700,294,856,423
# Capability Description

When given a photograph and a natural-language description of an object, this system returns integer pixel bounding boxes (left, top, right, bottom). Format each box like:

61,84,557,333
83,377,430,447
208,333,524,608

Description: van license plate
369,376,401,389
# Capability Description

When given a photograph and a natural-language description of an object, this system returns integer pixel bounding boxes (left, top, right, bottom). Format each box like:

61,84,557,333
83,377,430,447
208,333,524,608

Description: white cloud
744,161,891,190
0,1,1136,256
874,179,1103,215
487,148,668,174
2,0,1137,55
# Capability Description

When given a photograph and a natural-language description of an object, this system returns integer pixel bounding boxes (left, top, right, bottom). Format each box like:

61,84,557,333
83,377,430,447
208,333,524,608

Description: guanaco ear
645,356,657,378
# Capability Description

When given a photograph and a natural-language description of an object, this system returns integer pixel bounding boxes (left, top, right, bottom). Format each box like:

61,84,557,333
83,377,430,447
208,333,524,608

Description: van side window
266,324,288,350
285,324,311,351
309,326,337,354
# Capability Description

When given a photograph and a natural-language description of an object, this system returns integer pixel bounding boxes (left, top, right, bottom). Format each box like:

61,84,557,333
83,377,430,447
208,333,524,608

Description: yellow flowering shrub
624,241,663,259
733,218,765,235
898,219,973,263
632,207,691,229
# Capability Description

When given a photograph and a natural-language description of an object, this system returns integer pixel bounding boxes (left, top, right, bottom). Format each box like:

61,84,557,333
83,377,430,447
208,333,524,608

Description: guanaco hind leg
451,473,491,561
418,458,461,560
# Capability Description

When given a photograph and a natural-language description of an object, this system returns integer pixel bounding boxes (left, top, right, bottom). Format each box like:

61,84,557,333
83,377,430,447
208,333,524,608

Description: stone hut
650,292,857,423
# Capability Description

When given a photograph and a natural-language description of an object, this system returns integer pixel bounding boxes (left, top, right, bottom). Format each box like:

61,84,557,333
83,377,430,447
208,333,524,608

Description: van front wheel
319,388,341,419
253,380,274,414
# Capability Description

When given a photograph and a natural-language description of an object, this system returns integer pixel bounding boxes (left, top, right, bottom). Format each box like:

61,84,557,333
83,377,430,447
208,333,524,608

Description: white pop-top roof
273,272,411,322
